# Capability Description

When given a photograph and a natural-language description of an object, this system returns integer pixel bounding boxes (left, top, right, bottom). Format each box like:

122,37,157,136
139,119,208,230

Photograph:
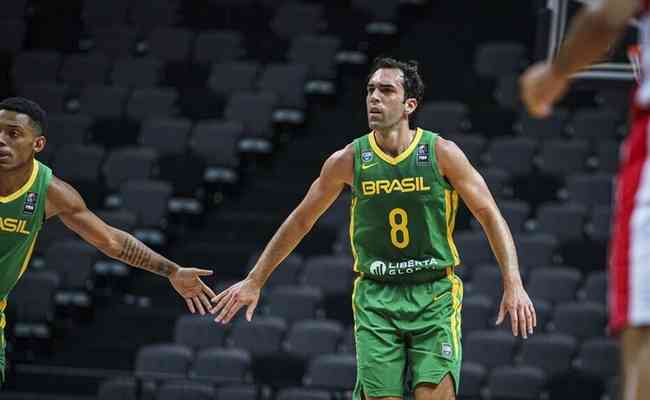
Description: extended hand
496,284,537,339
210,278,261,324
520,62,569,118
169,267,216,315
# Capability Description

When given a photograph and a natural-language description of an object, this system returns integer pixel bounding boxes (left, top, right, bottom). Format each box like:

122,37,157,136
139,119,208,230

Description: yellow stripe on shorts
446,267,461,359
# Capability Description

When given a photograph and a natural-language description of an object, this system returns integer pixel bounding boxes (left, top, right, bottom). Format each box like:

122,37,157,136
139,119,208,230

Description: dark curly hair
0,97,47,136
367,57,425,105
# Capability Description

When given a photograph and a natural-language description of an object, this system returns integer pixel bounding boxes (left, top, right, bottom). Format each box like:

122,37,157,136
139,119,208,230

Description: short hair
0,97,47,136
368,57,425,105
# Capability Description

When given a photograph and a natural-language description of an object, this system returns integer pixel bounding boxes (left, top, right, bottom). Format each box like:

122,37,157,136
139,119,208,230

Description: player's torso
0,160,51,300
350,128,460,283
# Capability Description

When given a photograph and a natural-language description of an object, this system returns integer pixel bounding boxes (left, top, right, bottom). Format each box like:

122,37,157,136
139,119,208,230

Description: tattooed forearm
116,236,178,277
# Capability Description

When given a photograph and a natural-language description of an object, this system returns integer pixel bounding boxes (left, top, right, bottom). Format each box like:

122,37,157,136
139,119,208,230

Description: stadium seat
18,83,68,114
527,267,582,304
535,202,587,242
193,30,245,63
11,50,62,87
484,137,537,178
228,316,287,358
301,255,355,297
459,361,486,400
119,180,172,228
52,143,105,183
586,205,613,242
126,87,179,121
0,19,26,54
575,337,619,379
288,35,341,80
595,139,622,173
247,252,303,288
135,343,193,381
516,109,568,139
110,57,163,88
81,0,129,27
78,84,128,120
568,108,620,141
264,285,323,324
47,114,92,148
445,133,486,165
487,366,546,400
45,239,97,291
467,265,501,302
97,377,138,400
270,3,325,39
276,387,331,400
551,301,607,340
129,0,180,33
537,139,590,178
103,147,158,191
88,26,136,57
461,295,493,334
566,174,614,208
515,234,557,269
60,53,110,85
454,231,493,267
474,41,527,79
304,353,357,391
464,330,517,369
583,271,607,306
224,91,277,139
147,27,193,62
189,120,242,167
518,333,577,377
190,347,251,384
284,319,343,360
208,61,260,98
258,63,309,109
417,101,470,133
156,380,215,400
215,385,259,400
174,314,226,350
140,117,192,157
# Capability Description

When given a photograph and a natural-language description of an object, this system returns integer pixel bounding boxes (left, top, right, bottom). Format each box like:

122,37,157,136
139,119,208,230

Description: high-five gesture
211,278,261,324
169,268,216,315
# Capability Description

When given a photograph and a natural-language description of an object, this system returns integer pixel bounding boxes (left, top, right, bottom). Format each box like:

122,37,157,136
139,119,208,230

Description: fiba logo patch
369,261,387,276
361,150,373,162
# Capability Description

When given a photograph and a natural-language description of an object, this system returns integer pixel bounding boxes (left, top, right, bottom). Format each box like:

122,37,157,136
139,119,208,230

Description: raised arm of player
437,137,536,338
210,144,354,324
45,176,216,314
521,0,639,117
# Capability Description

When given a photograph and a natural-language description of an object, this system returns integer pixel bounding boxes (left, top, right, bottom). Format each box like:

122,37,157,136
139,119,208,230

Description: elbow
474,206,503,230
290,211,316,234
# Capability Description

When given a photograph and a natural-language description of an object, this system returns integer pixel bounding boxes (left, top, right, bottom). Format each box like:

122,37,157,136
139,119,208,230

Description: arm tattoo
117,236,176,277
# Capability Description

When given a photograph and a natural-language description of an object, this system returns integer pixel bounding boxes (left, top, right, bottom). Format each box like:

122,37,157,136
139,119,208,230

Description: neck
0,160,34,197
373,121,415,157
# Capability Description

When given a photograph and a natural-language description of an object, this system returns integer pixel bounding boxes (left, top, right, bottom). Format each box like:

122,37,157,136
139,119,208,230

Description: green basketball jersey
0,160,52,336
350,128,460,283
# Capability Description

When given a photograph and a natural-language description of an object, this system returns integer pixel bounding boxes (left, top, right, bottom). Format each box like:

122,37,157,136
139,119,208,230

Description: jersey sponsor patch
23,192,38,215
416,144,431,166
361,150,374,163
367,257,438,276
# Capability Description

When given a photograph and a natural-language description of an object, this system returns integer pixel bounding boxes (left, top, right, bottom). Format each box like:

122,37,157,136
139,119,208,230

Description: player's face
0,110,45,172
366,68,409,130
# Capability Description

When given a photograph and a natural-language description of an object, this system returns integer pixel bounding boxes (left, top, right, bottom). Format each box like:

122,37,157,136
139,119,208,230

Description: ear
33,136,46,154
404,98,418,116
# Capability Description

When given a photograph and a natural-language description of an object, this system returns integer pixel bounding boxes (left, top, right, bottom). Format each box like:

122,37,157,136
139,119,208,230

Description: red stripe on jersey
609,105,649,334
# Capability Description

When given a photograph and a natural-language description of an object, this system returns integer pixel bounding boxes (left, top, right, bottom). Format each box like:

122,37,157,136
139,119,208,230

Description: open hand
496,284,537,339
520,62,569,118
169,267,216,315
210,278,261,324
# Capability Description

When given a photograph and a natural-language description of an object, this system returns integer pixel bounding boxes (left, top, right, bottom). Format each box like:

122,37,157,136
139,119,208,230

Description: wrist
246,273,265,289
502,271,523,290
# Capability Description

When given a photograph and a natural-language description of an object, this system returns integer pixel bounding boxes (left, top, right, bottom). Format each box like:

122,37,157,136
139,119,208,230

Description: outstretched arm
521,0,639,117
436,138,536,338
46,176,216,314
211,144,354,323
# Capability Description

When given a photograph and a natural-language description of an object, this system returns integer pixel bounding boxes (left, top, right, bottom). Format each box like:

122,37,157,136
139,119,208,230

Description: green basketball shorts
352,267,463,399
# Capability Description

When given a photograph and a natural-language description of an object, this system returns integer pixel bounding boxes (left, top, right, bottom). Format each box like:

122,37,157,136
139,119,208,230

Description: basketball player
520,0,647,398
211,58,536,400
0,97,216,381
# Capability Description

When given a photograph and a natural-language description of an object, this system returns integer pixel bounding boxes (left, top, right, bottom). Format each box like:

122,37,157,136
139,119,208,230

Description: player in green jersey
210,58,536,400
0,97,217,382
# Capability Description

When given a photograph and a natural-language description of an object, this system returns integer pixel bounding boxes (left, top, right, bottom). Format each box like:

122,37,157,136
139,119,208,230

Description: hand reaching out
496,284,537,339
169,267,216,315
210,278,261,324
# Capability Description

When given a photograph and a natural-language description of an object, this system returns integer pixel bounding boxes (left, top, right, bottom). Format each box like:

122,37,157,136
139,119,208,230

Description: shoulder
434,137,470,176
46,176,85,216
322,143,354,186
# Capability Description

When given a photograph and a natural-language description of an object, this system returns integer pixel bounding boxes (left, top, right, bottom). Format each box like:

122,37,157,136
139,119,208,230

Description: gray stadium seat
258,63,309,109
225,91,277,139
11,50,62,87
487,366,546,400
304,353,357,391
135,343,193,381
147,27,193,62
460,361,486,400
537,139,590,178
52,144,105,183
494,74,521,110
481,167,511,199
417,101,470,133
445,133,486,165
461,295,493,334
475,41,526,79
111,57,163,88
96,209,137,233
246,252,303,288
515,234,557,269
81,0,129,28
566,174,614,208
516,109,568,139
10,271,59,325
471,200,529,233
288,35,341,80
535,203,587,242
78,84,128,119
575,337,619,379
129,0,180,33
174,314,226,350
464,330,517,369
270,3,324,39
528,267,582,304
595,139,621,173
265,285,323,324
519,333,576,377
126,88,178,121
60,53,110,85
484,137,537,177
0,19,26,54
47,114,92,148
454,231,493,267
103,147,158,191
193,30,245,63
45,239,98,290
189,120,242,167
583,271,607,306
19,83,68,114
586,205,612,242
119,180,172,228
301,255,354,297
190,348,251,384
284,319,343,360
156,381,214,400
551,301,607,340
228,316,287,358
568,109,620,140
4,0,27,19
208,61,259,97
468,265,502,301
215,385,258,400
140,117,192,157
89,26,136,57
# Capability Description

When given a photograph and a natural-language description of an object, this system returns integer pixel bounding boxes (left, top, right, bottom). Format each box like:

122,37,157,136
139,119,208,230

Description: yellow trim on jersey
349,197,360,272
0,159,39,203
445,190,460,265
447,267,461,360
351,276,362,363
368,128,423,166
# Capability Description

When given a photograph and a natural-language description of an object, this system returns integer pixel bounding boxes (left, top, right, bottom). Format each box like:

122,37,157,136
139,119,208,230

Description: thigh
406,272,462,394
621,326,650,400
353,279,407,399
